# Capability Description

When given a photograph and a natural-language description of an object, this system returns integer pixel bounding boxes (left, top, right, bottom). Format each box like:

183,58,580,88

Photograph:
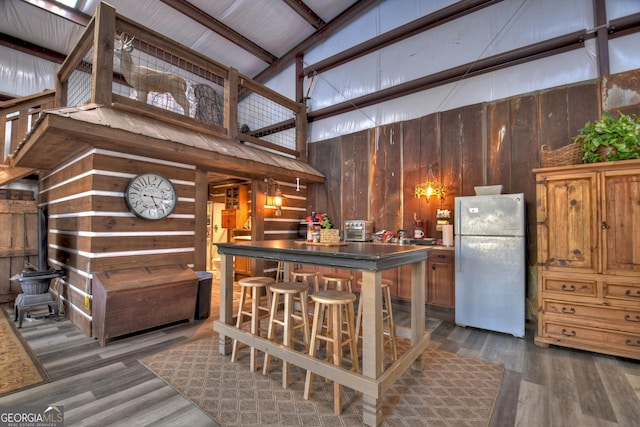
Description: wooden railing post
225,67,239,140
92,2,116,105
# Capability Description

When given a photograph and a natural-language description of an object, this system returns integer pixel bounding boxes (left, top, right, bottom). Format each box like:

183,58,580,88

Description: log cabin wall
39,148,196,336
258,178,309,277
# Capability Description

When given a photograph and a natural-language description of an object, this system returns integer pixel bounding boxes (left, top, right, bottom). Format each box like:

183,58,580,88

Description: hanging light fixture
415,163,446,202
265,178,285,216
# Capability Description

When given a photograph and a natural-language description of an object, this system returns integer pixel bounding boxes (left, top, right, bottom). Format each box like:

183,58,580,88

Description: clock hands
126,173,176,220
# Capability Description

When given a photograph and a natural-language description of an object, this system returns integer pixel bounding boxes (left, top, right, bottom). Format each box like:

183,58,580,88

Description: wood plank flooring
1,279,639,427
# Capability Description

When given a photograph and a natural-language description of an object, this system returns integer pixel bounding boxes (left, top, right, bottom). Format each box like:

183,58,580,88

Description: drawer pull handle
624,314,640,322
437,254,446,259
562,307,576,314
561,284,576,292
626,339,640,347
625,289,640,297
561,329,576,337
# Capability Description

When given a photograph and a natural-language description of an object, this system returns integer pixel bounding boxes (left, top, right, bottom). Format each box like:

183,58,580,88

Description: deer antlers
115,33,134,52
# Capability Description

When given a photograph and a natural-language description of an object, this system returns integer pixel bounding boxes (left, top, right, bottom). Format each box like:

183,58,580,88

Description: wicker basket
540,142,583,167
320,228,340,243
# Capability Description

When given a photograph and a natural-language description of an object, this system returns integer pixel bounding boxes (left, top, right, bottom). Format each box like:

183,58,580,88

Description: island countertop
216,239,430,271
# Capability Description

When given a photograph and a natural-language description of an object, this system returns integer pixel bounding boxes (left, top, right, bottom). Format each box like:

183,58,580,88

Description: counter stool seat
290,269,320,293
355,278,398,362
231,276,275,371
304,289,359,414
321,272,354,292
263,281,310,389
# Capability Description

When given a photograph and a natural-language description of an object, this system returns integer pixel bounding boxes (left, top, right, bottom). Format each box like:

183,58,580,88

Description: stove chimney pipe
38,208,48,271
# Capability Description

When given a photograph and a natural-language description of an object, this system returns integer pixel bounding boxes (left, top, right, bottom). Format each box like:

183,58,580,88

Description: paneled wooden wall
39,149,197,335
307,77,610,308
0,199,38,303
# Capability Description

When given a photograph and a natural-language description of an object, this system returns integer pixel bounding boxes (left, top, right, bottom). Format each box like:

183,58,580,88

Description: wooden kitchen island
214,240,430,426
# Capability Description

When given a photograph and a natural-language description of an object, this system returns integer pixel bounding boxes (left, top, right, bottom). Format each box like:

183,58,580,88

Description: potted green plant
574,112,640,163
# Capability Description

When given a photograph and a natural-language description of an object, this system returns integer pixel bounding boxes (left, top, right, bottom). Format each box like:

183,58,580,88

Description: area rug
0,306,50,397
140,333,504,426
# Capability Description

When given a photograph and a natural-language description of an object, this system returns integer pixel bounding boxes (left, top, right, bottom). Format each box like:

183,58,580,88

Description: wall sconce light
415,163,446,202
265,178,285,216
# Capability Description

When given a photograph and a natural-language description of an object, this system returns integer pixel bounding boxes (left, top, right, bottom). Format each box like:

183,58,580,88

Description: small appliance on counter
344,219,374,241
413,218,425,239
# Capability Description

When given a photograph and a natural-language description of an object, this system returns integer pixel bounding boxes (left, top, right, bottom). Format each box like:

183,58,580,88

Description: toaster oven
344,220,374,242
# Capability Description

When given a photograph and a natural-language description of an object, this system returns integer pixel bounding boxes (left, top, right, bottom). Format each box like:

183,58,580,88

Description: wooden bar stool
304,289,359,414
231,276,274,371
290,269,320,293
321,272,354,292
355,278,398,361
275,261,285,282
263,281,310,389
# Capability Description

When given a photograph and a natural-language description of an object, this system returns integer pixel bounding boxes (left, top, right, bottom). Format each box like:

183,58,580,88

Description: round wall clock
124,173,177,220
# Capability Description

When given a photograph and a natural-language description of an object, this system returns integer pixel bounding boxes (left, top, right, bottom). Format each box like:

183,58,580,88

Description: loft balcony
1,2,319,187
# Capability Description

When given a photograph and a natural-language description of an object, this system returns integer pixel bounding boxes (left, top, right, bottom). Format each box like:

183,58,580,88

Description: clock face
125,173,177,220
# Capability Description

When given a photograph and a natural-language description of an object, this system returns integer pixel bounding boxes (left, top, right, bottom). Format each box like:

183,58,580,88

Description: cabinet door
602,169,640,275
428,250,454,307
395,265,413,300
221,209,236,229
538,172,598,273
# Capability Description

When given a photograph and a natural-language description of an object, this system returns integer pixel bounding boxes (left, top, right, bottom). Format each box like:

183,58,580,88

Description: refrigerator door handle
455,207,462,272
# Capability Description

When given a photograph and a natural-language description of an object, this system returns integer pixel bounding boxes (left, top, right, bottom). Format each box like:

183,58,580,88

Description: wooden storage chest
92,264,198,346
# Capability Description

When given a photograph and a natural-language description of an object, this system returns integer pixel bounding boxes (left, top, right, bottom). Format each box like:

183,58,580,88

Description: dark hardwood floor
2,278,639,426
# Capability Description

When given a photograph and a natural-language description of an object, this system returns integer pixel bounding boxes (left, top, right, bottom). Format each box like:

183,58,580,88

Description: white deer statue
114,36,190,116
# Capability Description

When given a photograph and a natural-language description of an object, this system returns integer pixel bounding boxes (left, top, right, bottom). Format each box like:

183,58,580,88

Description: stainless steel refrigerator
454,193,525,337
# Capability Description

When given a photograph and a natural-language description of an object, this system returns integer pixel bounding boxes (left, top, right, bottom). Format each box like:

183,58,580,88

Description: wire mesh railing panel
112,33,224,125
238,90,297,151
66,47,94,108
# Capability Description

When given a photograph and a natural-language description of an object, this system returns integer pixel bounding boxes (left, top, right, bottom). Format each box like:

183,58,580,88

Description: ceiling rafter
254,0,379,83
159,0,277,64
23,0,91,26
282,0,325,29
0,32,67,64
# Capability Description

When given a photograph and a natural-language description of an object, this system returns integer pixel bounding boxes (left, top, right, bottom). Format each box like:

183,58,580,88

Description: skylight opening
54,0,79,8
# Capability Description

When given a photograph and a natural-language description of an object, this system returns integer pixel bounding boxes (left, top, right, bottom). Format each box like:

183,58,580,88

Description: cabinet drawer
541,320,640,354
429,250,453,263
604,282,640,303
542,277,597,297
542,300,640,330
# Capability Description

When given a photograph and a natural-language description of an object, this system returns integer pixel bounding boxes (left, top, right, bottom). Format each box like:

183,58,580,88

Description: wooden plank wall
307,77,611,310
0,199,38,303
39,149,197,336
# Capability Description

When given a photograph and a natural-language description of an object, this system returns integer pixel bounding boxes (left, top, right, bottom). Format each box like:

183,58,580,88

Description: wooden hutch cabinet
534,159,640,360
